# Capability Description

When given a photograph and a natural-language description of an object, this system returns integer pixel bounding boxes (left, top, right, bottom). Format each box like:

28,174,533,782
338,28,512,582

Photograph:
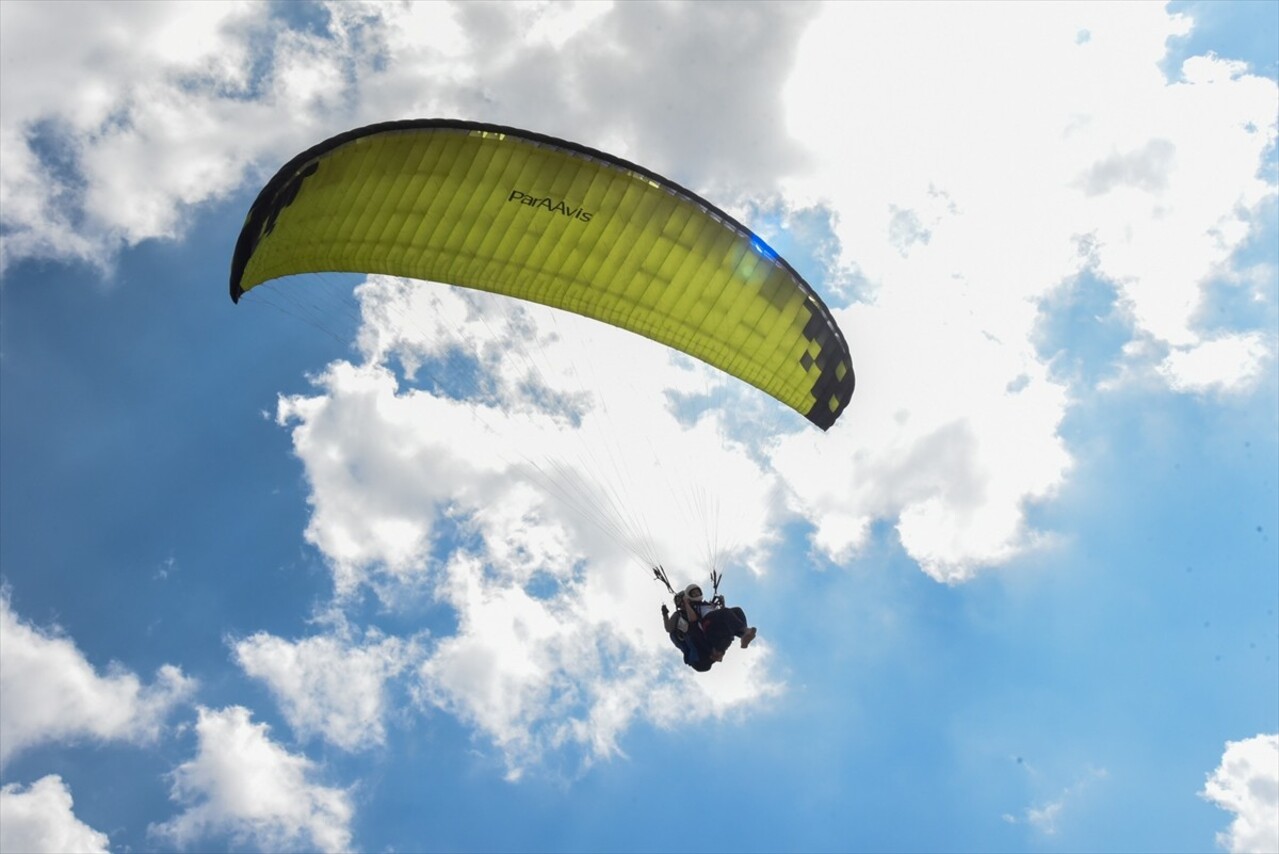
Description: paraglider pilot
661,582,756,672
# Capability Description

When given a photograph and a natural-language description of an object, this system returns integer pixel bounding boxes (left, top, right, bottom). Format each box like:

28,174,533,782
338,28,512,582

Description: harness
654,563,725,645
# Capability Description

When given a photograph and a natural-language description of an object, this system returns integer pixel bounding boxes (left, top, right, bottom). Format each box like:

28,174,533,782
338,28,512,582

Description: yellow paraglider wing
230,120,854,429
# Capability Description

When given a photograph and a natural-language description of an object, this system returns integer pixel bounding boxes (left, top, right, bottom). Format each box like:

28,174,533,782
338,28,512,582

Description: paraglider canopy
230,119,854,429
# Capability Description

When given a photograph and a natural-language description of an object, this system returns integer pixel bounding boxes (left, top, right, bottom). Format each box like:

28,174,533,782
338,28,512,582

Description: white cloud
0,1,815,275
6,0,1273,782
0,590,195,767
765,2,1277,575
0,775,109,854
784,4,1275,357
233,624,421,751
2,4,1273,588
273,280,783,775
1160,333,1272,395
1202,733,1279,854
277,278,780,598
1005,766,1108,837
0,1,266,269
415,551,782,779
772,292,1073,581
150,706,354,854
515,0,614,50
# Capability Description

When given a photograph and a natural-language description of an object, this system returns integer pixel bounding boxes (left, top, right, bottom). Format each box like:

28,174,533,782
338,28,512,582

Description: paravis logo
507,190,593,222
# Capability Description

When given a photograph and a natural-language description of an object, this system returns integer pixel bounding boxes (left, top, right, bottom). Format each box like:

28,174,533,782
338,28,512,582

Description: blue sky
1,3,1276,853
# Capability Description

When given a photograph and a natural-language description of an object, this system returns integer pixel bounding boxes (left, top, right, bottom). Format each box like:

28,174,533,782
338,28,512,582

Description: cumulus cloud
0,0,427,272
415,549,782,778
277,278,779,598
0,1,266,269
1201,733,1279,854
1159,333,1272,395
7,0,1274,781
0,1,815,274
233,623,421,751
0,591,195,767
0,775,109,854
771,293,1072,581
150,706,354,854
786,4,1275,358
7,2,1270,592
767,2,1276,575
272,279,783,774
